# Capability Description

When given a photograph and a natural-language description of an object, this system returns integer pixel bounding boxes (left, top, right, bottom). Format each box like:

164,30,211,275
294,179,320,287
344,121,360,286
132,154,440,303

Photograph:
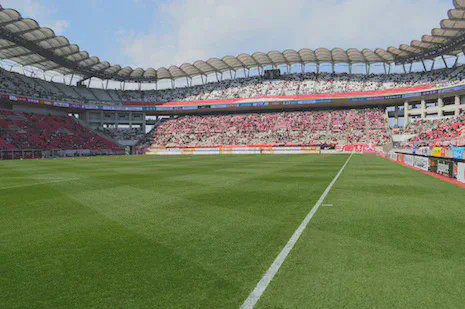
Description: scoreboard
264,69,281,79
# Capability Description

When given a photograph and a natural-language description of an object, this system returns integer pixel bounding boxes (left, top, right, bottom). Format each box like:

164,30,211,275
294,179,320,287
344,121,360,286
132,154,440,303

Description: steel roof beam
21,58,49,66
10,51,37,58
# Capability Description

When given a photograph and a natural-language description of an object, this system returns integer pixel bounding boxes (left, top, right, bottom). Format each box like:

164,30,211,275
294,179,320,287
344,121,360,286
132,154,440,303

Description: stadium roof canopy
1,1,465,82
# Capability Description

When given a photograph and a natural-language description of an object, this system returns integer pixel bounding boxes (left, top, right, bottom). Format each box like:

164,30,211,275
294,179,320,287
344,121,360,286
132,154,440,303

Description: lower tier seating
0,109,123,151
146,109,391,147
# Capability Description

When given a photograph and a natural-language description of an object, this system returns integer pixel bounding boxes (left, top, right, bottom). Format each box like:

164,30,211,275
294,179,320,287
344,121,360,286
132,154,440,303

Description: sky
2,0,454,69
0,0,459,89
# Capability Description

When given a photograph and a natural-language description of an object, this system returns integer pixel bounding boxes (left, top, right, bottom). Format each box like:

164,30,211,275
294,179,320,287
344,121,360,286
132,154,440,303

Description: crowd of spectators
0,68,120,106
1,66,465,106
0,109,123,151
123,67,465,102
402,114,465,147
97,127,145,141
144,109,390,148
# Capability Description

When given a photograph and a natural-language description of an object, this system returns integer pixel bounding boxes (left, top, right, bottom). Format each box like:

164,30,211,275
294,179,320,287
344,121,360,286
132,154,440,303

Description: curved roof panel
1,2,465,82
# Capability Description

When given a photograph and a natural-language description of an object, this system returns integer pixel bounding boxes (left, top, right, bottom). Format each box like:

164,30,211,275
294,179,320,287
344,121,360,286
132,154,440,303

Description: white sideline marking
240,153,353,309
322,204,333,207
0,178,80,190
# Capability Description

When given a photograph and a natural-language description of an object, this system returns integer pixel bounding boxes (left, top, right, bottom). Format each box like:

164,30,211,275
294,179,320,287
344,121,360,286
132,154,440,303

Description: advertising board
452,147,465,159
457,163,465,184
437,159,454,178
389,152,397,160
431,147,444,157
404,155,414,166
414,156,429,171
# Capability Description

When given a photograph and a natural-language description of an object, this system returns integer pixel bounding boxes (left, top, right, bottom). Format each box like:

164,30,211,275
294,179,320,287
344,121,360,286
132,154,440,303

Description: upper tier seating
123,67,465,103
0,66,465,106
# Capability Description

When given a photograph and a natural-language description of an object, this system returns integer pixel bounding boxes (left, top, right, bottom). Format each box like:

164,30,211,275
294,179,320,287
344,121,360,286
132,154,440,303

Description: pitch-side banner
437,159,454,178
457,163,465,184
404,155,415,166
389,152,397,161
363,144,376,153
414,156,429,171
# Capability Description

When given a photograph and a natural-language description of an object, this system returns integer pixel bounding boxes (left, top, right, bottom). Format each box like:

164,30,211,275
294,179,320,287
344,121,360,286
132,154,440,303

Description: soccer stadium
1,1,465,308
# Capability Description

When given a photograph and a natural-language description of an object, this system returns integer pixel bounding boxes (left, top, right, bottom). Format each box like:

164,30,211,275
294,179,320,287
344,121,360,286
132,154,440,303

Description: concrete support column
394,105,399,126
142,113,146,133
438,97,444,117
421,100,426,119
455,95,461,116
404,101,409,127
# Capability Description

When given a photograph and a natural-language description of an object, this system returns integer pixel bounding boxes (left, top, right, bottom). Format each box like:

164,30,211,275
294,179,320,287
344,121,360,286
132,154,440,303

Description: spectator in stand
97,127,145,141
0,109,123,152
142,109,390,148
2,65,465,106
402,114,465,147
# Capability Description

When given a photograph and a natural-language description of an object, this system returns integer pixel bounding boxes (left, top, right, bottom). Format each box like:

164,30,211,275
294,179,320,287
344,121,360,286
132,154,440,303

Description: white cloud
52,20,70,35
117,0,450,69
1,0,69,34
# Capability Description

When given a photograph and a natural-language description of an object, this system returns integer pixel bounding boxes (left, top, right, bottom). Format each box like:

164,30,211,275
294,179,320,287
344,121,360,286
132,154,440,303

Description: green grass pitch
0,155,464,308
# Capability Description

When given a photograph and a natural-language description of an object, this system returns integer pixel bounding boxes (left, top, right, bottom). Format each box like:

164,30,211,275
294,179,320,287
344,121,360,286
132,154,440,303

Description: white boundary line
0,178,80,190
240,153,353,309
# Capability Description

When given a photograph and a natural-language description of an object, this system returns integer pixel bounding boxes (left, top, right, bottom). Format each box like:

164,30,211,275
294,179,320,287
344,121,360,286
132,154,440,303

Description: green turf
0,155,463,308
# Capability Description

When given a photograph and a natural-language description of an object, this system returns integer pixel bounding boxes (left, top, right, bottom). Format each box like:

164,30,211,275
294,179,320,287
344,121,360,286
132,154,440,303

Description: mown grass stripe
240,153,353,309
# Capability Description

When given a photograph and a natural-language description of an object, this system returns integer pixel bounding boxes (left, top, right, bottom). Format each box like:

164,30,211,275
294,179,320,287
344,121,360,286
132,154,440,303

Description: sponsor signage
182,106,198,110
210,104,227,108
458,163,465,184
397,153,405,163
363,144,376,153
414,156,429,171
429,158,438,172
389,152,397,161
354,144,364,153
437,159,454,178
452,147,465,159
385,94,402,100
438,84,465,93
404,155,414,166
402,92,421,99
431,147,444,157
